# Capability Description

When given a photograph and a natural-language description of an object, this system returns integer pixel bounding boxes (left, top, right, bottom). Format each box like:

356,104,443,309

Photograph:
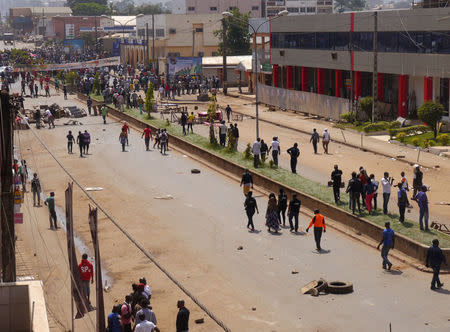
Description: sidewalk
223,88,448,169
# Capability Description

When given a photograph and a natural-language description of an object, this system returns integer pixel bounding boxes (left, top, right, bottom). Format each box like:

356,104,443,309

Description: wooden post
89,206,105,332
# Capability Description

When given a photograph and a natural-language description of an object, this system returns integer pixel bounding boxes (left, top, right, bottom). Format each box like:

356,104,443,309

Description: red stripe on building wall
317,68,324,94
424,76,433,101
286,66,293,89
335,70,342,97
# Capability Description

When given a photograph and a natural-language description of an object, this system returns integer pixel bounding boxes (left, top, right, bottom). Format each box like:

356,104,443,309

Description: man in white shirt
135,300,157,325
322,129,330,154
381,172,394,214
268,136,281,166
135,313,159,332
219,121,228,147
252,138,261,168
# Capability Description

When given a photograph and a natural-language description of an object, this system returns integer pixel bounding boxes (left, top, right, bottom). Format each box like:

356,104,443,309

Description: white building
266,0,333,16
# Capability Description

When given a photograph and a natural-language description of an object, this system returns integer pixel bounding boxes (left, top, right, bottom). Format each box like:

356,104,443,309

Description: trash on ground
194,318,204,324
85,187,103,191
154,194,174,200
237,246,243,250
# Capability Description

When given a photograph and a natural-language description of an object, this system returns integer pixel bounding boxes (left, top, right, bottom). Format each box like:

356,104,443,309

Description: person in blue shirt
107,304,122,332
415,185,429,231
377,222,395,270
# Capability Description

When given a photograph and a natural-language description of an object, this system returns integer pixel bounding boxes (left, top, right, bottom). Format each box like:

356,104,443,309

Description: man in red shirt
122,121,130,145
141,125,153,151
78,253,94,303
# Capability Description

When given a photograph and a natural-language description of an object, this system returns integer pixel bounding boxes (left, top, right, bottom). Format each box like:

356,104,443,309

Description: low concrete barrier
92,100,449,265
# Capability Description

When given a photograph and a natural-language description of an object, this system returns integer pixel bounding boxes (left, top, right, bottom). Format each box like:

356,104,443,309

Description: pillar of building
317,68,324,94
424,76,433,101
354,71,362,100
398,74,407,118
377,73,383,101
286,66,293,89
335,70,342,97
301,67,308,92
272,64,279,87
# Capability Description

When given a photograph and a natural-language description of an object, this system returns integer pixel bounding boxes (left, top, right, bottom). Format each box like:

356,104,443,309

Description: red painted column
335,70,342,97
398,75,407,118
424,76,433,101
301,67,308,91
272,64,279,87
317,68,324,94
286,66,293,89
354,71,362,100
377,73,383,101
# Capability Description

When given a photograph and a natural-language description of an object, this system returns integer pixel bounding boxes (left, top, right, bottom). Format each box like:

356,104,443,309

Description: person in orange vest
306,209,326,251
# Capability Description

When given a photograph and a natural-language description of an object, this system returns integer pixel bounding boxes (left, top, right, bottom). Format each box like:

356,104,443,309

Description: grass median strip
106,104,450,248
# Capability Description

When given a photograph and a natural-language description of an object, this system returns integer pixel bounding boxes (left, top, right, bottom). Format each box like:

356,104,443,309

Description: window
377,32,398,52
212,51,218,56
229,6,237,10
210,6,217,11
169,28,176,34
156,29,165,37
353,32,373,51
252,6,259,10
307,7,316,12
195,27,203,32
432,31,450,54
298,32,315,48
300,7,306,12
188,6,195,11
137,29,145,37
198,52,204,57
287,7,299,12
334,32,349,50
316,32,330,49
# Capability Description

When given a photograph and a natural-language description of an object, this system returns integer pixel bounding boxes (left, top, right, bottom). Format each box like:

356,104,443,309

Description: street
15,87,450,331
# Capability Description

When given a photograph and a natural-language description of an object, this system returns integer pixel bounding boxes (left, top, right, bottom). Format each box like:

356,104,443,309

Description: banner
13,56,121,72
168,57,202,76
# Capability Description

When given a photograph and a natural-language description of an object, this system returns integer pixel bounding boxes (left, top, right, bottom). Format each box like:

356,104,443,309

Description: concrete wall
185,0,263,17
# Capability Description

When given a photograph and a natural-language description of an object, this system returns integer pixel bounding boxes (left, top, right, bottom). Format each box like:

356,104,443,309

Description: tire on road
314,279,328,292
326,281,353,294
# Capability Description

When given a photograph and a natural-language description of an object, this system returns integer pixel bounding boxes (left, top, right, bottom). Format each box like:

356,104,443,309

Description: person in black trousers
76,131,84,157
244,191,259,231
176,300,190,332
180,112,187,135
310,128,320,154
346,172,362,214
288,194,301,232
397,182,407,223
331,165,343,204
287,143,300,174
277,188,288,226
67,130,74,154
426,239,447,290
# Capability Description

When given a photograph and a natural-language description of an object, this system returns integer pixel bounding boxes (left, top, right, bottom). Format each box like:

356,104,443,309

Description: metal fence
257,84,349,121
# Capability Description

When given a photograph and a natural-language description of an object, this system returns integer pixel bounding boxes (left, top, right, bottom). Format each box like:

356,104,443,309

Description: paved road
17,89,450,331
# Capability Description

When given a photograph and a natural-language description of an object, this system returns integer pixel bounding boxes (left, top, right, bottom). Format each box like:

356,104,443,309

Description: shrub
244,143,252,160
388,121,401,129
388,125,430,138
340,112,355,123
145,82,154,116
417,101,444,138
411,138,420,147
437,134,449,146
359,96,373,120
397,132,406,143
421,140,430,149
427,139,436,147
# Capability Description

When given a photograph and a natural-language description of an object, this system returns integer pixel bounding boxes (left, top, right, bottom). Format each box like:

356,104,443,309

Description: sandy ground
14,87,450,332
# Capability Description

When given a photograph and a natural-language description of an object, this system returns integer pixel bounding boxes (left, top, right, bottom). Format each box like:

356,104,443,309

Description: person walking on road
265,193,280,233
426,239,447,290
381,172,394,214
252,138,261,168
159,129,168,155
120,295,133,332
331,165,343,204
122,122,130,146
346,172,362,214
119,129,127,152
286,143,300,174
277,188,288,226
63,85,67,100
176,300,189,332
244,191,259,231
397,182,408,223
31,173,41,207
306,209,326,251
78,253,94,304
415,185,429,231
240,169,253,196
87,96,92,115
101,104,108,124
44,192,58,230
187,112,194,133
83,130,91,155
288,193,301,232
310,128,320,154
67,130,74,154
377,222,394,270
322,129,330,154
77,131,84,157
141,125,153,151
225,105,232,122
268,137,280,166
412,165,423,199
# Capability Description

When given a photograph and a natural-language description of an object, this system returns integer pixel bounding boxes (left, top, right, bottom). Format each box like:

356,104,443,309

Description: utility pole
192,29,195,57
95,17,98,54
145,22,149,68
349,23,354,115
222,18,228,94
1,91,15,282
371,11,378,123
152,14,156,73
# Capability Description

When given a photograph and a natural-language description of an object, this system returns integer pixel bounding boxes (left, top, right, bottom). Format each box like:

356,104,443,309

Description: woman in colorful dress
265,193,280,233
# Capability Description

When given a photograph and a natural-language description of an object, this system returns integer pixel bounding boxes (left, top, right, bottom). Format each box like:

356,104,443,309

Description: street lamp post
222,10,288,139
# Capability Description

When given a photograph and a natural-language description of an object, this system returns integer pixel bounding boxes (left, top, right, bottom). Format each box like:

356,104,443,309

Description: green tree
135,3,171,15
359,96,373,121
93,72,101,95
145,82,154,117
66,71,79,88
72,3,108,16
68,0,107,8
417,101,444,138
214,8,251,55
